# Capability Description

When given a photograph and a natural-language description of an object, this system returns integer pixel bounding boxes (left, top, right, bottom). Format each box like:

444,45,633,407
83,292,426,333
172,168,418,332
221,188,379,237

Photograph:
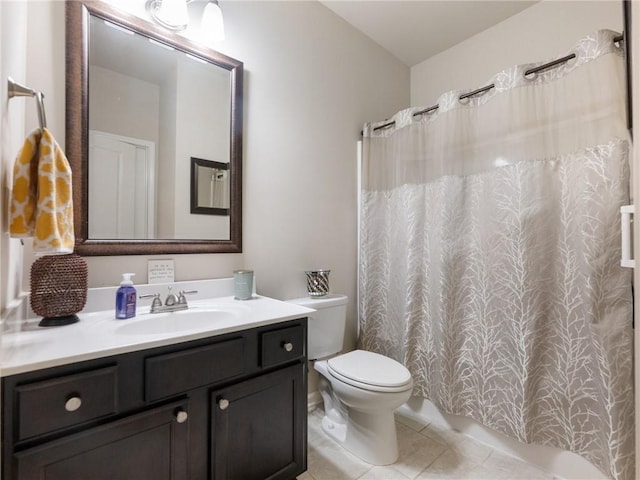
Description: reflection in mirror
191,157,230,216
66,1,242,255
88,130,157,239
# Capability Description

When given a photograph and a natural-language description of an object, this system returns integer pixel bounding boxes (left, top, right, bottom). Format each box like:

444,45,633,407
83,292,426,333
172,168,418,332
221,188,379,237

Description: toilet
288,294,413,465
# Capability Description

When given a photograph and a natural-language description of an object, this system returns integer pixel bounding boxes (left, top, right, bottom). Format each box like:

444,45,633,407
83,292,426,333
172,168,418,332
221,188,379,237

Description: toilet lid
327,350,412,392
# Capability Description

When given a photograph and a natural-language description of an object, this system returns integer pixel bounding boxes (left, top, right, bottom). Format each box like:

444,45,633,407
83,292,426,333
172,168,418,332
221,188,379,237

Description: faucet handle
177,290,198,305
139,293,163,312
139,292,161,301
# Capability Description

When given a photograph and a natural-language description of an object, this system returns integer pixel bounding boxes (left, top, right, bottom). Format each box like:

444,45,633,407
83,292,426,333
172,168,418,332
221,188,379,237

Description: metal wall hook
34,91,47,131
8,77,35,98
7,77,47,130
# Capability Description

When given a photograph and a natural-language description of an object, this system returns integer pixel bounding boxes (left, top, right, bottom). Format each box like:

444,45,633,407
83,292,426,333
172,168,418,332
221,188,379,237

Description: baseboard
397,397,607,480
307,391,322,412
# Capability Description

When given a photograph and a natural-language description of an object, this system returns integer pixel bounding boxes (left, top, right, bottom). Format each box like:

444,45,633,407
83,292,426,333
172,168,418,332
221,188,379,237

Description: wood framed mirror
66,1,243,255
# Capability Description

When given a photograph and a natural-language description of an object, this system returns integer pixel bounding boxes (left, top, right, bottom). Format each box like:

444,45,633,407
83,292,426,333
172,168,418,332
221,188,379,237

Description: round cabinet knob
65,396,82,412
283,342,293,352
176,410,188,424
218,398,230,410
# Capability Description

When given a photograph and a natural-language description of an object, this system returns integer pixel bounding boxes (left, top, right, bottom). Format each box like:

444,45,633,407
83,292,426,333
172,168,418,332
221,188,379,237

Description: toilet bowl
287,295,413,465
315,349,413,465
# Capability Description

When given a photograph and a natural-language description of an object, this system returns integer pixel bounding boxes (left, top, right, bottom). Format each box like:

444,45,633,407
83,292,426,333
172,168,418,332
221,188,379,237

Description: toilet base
345,409,399,465
320,408,400,466
321,415,347,444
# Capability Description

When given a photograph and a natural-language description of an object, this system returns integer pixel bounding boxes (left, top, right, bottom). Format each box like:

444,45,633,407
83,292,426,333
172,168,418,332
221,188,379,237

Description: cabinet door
211,363,306,480
15,400,189,480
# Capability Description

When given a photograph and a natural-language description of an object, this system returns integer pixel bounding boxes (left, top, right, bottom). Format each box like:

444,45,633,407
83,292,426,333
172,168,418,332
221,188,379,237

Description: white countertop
1,294,314,377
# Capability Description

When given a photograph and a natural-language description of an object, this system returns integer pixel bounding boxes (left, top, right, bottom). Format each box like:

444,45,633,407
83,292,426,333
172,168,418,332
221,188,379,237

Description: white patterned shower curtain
359,30,634,480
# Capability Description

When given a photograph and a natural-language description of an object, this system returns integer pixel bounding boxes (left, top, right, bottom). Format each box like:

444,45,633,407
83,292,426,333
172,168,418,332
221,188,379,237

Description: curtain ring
412,105,439,119
458,84,494,104
524,52,576,81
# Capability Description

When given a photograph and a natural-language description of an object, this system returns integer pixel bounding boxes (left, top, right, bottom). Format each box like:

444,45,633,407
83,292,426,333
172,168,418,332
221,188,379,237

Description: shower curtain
359,30,633,480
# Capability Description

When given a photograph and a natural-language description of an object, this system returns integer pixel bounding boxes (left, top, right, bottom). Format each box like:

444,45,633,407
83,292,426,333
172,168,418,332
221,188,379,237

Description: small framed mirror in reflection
190,157,230,216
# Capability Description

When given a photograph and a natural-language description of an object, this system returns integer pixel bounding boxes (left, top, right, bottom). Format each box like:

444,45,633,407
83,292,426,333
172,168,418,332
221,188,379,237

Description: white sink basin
115,305,245,335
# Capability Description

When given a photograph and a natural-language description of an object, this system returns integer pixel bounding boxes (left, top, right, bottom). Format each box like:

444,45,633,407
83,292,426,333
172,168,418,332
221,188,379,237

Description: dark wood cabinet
2,318,307,480
14,400,189,480
212,364,306,480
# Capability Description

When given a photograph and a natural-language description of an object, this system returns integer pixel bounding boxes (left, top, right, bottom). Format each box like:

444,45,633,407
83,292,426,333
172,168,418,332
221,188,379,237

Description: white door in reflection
89,131,156,239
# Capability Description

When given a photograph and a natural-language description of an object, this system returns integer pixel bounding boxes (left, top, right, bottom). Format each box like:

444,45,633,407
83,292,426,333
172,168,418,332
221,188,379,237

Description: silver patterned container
305,269,330,297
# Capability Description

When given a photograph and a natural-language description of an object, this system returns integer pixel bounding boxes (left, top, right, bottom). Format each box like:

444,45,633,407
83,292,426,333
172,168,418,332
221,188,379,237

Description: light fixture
200,1,225,43
145,0,225,44
146,0,189,32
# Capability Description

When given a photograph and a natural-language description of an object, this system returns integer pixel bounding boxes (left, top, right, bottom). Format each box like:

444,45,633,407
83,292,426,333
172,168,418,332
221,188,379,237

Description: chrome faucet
164,286,179,307
139,287,198,313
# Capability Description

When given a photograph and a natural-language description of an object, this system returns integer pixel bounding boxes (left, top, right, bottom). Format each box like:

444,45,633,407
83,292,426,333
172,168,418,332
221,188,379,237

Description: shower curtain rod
370,33,625,133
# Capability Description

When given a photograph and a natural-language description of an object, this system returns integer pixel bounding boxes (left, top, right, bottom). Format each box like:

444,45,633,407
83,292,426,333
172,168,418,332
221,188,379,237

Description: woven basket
30,254,88,327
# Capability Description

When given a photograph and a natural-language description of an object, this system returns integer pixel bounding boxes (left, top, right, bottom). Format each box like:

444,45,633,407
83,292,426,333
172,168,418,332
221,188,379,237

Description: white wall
1,1,30,326
18,2,409,356
411,0,624,107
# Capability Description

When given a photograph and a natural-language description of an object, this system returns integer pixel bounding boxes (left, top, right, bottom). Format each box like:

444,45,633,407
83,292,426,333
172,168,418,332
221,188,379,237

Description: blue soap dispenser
116,273,137,319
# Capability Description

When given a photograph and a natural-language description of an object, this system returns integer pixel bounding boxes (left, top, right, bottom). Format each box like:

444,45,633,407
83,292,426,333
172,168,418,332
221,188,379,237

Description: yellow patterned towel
9,128,75,254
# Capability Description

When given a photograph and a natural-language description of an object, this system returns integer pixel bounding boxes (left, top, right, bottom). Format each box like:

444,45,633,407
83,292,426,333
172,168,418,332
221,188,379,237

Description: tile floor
298,407,560,480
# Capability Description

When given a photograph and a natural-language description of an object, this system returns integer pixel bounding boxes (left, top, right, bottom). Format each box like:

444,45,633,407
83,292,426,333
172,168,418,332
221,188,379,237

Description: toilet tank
287,294,348,360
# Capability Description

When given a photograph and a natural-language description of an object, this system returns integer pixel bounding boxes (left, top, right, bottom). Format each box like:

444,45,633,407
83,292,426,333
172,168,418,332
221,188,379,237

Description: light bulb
200,1,225,44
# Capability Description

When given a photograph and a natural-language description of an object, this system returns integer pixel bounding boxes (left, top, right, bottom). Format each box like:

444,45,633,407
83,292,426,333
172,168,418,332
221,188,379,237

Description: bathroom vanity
1,284,311,480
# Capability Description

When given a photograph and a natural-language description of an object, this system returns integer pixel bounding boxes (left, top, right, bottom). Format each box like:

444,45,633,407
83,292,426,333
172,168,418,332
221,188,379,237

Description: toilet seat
327,350,413,393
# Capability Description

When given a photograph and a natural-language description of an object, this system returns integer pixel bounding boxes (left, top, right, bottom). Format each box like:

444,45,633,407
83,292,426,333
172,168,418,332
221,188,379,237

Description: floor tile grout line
410,441,452,480
306,411,558,480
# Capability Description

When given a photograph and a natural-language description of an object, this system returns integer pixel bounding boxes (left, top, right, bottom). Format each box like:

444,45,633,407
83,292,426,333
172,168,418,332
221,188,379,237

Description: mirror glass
67,1,243,255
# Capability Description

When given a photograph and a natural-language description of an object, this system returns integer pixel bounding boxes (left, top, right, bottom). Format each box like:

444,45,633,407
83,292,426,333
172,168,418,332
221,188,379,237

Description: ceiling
319,1,538,67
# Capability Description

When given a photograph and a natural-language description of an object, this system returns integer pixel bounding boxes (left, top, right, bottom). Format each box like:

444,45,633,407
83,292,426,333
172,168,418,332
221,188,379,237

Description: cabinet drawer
145,337,245,401
261,324,304,368
16,366,118,441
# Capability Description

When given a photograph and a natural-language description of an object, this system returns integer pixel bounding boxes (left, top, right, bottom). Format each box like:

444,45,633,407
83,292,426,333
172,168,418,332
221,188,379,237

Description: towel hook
8,77,47,130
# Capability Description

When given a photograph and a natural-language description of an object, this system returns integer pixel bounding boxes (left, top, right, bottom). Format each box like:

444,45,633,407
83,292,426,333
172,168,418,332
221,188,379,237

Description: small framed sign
148,259,175,284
